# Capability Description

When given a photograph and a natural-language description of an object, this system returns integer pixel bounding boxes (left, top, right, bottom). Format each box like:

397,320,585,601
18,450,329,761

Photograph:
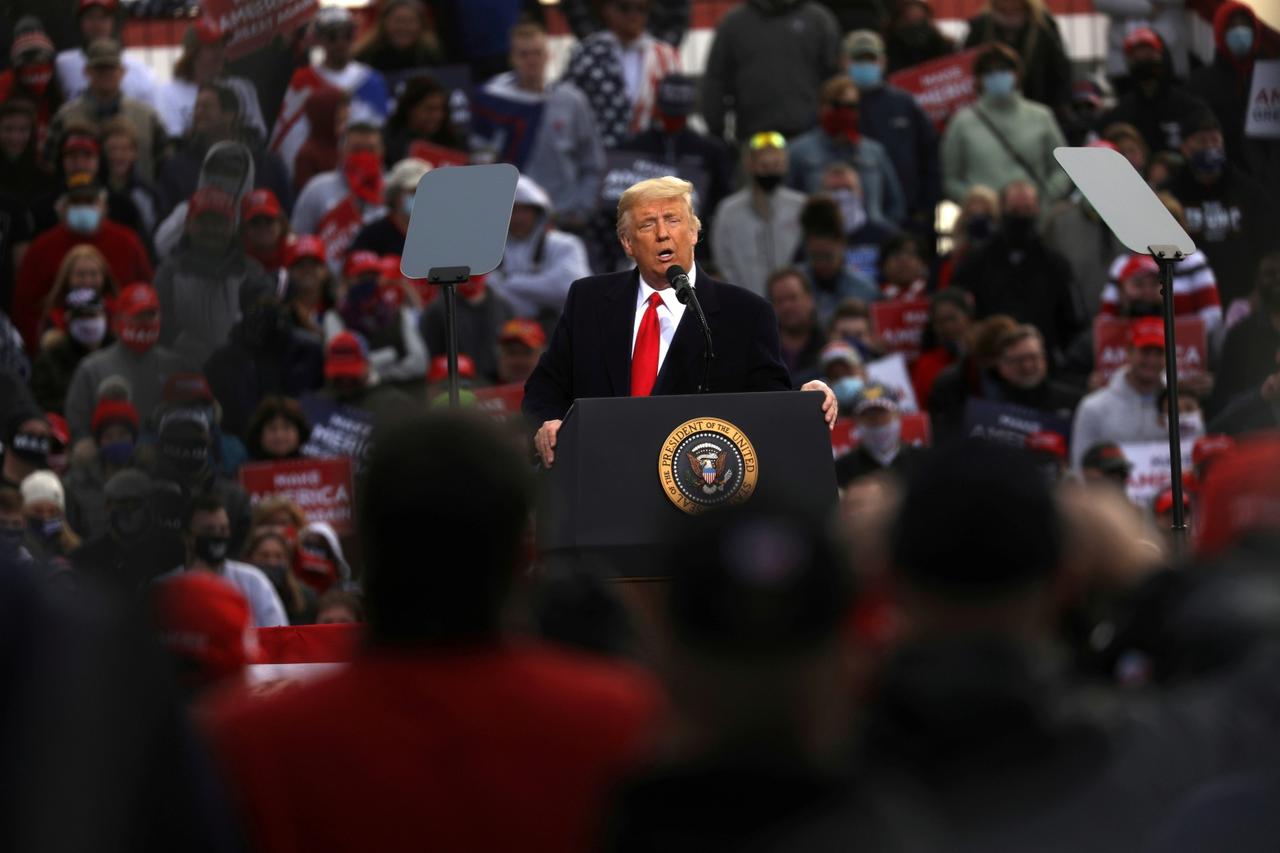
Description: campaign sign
203,0,318,61
865,352,920,413
831,413,931,458
887,49,982,132
962,399,1072,449
240,457,355,535
1093,316,1207,383
599,150,710,215
1120,441,1194,507
871,298,930,363
1246,60,1280,140
473,383,525,416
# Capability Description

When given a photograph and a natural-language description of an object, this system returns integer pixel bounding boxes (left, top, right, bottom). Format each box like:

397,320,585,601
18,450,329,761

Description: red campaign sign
831,413,932,458
887,48,982,133
203,0,318,61
871,298,931,362
472,383,525,416
408,141,470,169
1093,316,1208,383
239,457,356,535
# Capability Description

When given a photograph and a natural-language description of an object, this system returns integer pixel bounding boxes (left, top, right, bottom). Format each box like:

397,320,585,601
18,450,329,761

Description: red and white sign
408,141,470,169
239,457,356,535
1120,441,1194,508
1093,316,1208,383
473,383,525,416
888,49,982,132
831,412,932,458
249,623,360,686
203,0,318,61
1246,60,1280,140
871,298,931,363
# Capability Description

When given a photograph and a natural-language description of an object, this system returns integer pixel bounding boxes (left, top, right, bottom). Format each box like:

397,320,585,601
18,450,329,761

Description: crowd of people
1,0,1279,849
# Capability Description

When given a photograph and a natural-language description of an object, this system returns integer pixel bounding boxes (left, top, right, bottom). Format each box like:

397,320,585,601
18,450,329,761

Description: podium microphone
666,264,714,393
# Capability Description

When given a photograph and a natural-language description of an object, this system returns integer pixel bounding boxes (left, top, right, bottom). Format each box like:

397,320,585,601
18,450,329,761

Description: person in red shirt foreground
207,412,662,853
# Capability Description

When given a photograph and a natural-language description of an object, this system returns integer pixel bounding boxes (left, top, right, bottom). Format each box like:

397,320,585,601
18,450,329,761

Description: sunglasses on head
748,131,786,151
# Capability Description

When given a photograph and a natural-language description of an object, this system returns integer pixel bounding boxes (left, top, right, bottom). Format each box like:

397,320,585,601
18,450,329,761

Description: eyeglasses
748,131,786,151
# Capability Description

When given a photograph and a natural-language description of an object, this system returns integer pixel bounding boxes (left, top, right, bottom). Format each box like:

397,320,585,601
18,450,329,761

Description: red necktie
631,292,663,397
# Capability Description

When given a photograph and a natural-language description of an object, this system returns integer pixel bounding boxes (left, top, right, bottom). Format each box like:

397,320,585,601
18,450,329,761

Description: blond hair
616,176,702,240
43,244,118,320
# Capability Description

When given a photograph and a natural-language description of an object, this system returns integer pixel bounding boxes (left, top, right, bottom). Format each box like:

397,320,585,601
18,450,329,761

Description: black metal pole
1152,249,1187,544
443,282,460,409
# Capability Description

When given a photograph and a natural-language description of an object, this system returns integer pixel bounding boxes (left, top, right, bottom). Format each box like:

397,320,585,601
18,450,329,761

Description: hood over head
198,141,256,226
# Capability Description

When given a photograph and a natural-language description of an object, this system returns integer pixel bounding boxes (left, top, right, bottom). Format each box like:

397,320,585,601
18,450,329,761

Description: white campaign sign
1246,60,1280,140
865,352,919,414
1121,441,1194,508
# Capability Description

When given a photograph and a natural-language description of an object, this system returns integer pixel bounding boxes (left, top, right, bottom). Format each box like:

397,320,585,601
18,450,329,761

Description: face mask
18,62,53,96
297,547,338,593
753,172,784,193
830,188,866,233
1129,59,1164,84
68,315,108,346
400,192,414,217
29,516,63,542
109,504,150,540
982,70,1017,98
99,439,134,467
10,432,50,468
849,61,883,89
832,375,865,409
858,420,901,459
66,204,102,234
1002,213,1037,244
1178,412,1205,437
820,106,860,143
118,318,160,353
259,562,290,591
966,214,993,242
1225,25,1255,58
1122,300,1163,318
658,114,688,134
193,534,230,566
1189,146,1227,176
344,151,384,205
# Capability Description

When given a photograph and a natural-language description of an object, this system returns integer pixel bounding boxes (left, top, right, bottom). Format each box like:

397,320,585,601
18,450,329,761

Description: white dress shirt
631,265,695,374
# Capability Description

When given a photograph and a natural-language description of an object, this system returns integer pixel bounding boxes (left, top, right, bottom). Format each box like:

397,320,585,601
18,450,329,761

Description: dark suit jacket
523,266,792,424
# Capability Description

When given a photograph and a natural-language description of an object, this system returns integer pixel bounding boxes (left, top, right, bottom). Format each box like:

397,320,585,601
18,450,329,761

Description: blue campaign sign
962,398,1072,450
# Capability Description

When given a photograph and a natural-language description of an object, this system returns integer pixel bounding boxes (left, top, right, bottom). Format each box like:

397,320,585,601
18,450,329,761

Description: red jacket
13,221,152,353
208,642,662,853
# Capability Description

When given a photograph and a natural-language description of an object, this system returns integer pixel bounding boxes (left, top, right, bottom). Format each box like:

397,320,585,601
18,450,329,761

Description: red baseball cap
427,353,475,383
45,413,70,448
1130,317,1165,350
242,188,282,221
344,251,382,280
1025,430,1067,460
1118,254,1160,284
1123,27,1164,55
379,255,403,281
1196,437,1280,557
62,132,100,156
78,0,119,15
1193,433,1235,470
187,187,236,222
193,16,224,46
1153,486,1191,517
153,570,259,689
286,234,326,266
91,398,140,437
499,318,547,350
117,282,160,317
325,332,368,380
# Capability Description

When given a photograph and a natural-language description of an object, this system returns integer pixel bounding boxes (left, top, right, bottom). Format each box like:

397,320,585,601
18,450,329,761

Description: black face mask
9,432,51,468
193,534,230,566
259,563,289,592
1002,213,1037,245
753,172,784,193
109,503,151,541
966,215,993,243
896,23,934,48
1129,59,1163,84
242,301,291,351
1122,300,1163,318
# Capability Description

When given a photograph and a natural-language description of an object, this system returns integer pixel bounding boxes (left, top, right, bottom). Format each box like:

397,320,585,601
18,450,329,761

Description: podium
538,391,838,578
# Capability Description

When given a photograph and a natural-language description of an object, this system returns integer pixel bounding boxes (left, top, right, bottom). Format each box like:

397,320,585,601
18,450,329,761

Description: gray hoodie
1070,366,1168,470
153,141,257,258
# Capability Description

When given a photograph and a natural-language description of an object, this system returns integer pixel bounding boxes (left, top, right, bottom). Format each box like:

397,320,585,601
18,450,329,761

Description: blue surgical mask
99,439,135,467
28,516,63,542
832,375,865,409
848,61,883,89
982,70,1017,98
66,204,102,234
400,192,414,217
1225,25,1254,57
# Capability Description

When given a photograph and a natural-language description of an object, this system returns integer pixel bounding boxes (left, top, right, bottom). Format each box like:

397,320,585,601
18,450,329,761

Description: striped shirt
1099,251,1223,335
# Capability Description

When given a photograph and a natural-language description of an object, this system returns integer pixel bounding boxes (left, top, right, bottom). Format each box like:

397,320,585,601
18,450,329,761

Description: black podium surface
538,391,837,576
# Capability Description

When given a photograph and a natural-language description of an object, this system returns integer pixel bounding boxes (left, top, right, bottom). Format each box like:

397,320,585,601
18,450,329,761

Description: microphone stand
674,282,714,393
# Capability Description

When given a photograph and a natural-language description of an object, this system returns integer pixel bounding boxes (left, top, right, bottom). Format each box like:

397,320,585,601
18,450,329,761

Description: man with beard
951,180,1080,364
154,186,274,369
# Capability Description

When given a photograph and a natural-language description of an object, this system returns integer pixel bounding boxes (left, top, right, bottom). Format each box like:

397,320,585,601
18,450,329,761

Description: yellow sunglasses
748,131,786,151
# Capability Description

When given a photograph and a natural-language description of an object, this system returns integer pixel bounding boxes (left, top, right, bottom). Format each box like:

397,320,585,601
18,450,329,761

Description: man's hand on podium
535,419,562,467
800,380,838,429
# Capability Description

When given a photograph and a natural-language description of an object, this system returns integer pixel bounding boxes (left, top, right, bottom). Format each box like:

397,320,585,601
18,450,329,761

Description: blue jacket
858,83,941,221
786,130,906,225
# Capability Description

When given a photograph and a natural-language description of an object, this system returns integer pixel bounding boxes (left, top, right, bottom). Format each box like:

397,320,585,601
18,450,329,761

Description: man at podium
523,176,837,466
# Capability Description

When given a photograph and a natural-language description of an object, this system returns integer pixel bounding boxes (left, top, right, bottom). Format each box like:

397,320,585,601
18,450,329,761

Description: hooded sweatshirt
1070,366,1168,470
1188,3,1265,168
293,88,345,195
486,175,591,319
154,140,268,258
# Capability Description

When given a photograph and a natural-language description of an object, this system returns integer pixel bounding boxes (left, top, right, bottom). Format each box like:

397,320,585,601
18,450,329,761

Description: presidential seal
658,417,759,514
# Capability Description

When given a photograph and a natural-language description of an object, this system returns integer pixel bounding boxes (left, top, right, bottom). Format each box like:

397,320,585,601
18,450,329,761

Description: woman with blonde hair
964,0,1072,114
354,0,442,73
40,244,119,338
